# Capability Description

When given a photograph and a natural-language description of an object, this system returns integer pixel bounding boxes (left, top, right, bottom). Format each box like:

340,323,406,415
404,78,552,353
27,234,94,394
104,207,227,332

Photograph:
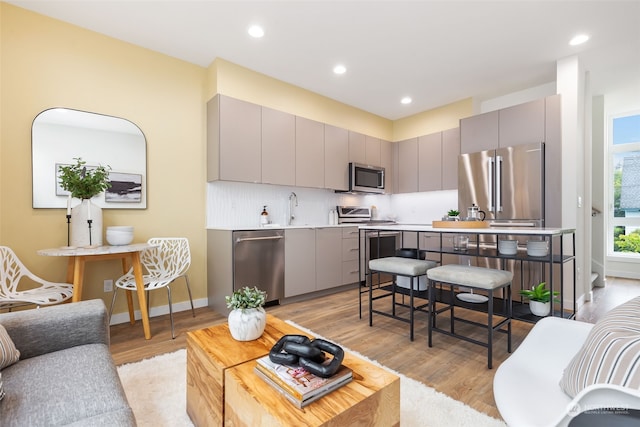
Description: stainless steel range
336,206,398,285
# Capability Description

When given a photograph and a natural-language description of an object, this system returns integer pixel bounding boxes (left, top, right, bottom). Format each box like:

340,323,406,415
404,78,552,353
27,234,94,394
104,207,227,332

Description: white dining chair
0,246,73,310
109,237,195,338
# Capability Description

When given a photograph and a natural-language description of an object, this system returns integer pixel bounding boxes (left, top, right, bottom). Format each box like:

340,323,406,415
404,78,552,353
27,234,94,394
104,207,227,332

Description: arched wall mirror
32,108,147,209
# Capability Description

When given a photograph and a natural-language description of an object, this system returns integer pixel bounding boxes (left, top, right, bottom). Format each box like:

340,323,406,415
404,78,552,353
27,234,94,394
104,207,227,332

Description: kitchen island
359,223,576,323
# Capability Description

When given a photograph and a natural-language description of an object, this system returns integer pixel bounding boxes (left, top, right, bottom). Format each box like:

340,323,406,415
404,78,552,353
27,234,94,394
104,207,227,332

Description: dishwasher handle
236,235,284,243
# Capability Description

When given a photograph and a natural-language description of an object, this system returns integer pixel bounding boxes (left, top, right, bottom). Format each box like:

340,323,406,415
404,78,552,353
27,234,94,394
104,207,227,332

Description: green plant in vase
519,282,560,317
58,157,111,199
225,286,268,341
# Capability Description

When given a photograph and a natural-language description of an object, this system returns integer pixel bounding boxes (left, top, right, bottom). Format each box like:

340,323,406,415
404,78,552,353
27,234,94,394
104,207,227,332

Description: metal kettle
467,204,486,221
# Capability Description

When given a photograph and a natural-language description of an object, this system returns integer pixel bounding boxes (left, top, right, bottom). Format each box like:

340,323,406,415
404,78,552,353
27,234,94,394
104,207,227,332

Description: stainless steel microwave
349,162,385,194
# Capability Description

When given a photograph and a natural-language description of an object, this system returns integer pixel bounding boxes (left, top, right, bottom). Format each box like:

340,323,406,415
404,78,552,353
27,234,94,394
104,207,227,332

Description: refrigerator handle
488,157,495,211
496,155,503,212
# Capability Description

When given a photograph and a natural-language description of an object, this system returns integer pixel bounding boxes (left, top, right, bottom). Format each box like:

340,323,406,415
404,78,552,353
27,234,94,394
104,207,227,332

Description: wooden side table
186,315,305,426
186,315,400,427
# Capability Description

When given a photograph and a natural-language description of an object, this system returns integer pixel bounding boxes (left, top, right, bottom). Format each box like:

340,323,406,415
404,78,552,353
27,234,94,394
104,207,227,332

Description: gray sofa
0,299,136,426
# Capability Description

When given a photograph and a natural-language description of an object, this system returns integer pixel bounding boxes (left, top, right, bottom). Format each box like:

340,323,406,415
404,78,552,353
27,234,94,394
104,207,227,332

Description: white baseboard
109,297,209,325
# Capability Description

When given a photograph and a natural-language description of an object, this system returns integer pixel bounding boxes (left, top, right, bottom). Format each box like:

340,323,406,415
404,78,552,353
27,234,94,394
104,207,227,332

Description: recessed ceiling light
401,97,412,105
569,34,589,46
333,64,346,75
248,25,264,38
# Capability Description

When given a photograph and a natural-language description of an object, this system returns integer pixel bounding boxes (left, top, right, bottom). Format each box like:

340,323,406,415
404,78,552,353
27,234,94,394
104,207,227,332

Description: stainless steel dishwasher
233,229,284,305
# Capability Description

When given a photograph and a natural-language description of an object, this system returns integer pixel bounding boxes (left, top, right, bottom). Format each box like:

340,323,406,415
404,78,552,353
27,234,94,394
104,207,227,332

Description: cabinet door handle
236,236,284,243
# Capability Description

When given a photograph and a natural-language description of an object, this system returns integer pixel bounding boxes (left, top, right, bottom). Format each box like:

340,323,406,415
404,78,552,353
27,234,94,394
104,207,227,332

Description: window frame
607,111,640,260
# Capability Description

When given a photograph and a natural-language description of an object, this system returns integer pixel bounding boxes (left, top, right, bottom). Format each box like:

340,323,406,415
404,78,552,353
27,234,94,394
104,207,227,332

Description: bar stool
426,264,513,368
368,256,437,341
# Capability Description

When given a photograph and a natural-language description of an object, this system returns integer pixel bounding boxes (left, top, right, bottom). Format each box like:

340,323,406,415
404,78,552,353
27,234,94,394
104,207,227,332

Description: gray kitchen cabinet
545,94,562,227
380,139,393,194
460,110,499,154
296,116,325,188
315,228,343,291
324,124,349,191
365,135,381,166
284,228,316,298
208,95,262,183
341,227,360,285
499,98,545,147
348,131,366,164
418,132,442,192
262,107,295,186
397,137,419,193
442,127,460,190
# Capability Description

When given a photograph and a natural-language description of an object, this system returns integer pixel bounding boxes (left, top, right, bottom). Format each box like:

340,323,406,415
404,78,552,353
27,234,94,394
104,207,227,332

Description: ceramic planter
529,300,551,317
228,307,266,341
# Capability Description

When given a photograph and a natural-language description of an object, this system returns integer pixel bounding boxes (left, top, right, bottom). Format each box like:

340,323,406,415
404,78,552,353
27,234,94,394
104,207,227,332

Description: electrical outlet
104,279,113,292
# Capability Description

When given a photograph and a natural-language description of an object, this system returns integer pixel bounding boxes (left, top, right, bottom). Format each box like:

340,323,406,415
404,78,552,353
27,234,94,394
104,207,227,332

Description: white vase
228,307,266,341
529,300,551,317
70,199,103,247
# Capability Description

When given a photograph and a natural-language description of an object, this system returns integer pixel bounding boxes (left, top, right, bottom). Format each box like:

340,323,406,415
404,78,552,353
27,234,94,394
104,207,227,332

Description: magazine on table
254,355,352,408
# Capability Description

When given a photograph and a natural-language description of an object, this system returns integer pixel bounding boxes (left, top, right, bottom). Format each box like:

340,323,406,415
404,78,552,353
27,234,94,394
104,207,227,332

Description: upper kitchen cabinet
207,95,261,182
397,137,419,193
262,107,295,186
380,139,393,194
365,136,381,166
295,116,325,188
324,124,349,191
499,98,545,147
442,128,460,190
348,131,367,164
418,132,442,192
460,110,499,154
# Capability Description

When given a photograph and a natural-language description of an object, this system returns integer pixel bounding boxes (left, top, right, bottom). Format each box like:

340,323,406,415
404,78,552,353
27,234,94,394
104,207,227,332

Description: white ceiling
8,0,640,120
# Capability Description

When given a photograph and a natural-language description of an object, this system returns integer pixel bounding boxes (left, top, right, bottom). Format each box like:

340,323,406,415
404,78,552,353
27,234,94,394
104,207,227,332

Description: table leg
71,257,86,303
120,259,135,324
132,251,151,339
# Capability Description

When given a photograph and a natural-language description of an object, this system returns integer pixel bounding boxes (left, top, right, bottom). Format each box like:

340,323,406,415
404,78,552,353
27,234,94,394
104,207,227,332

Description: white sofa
494,315,640,427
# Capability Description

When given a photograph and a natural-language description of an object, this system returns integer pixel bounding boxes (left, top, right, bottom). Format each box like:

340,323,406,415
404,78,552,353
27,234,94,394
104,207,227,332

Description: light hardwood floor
109,278,640,420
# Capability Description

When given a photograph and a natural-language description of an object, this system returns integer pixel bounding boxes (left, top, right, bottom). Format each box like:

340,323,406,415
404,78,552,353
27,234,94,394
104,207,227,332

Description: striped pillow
0,323,20,370
559,296,640,397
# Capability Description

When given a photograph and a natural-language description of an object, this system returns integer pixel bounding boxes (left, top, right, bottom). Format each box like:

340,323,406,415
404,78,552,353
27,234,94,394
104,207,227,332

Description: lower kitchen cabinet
316,228,343,291
284,228,316,298
285,227,359,298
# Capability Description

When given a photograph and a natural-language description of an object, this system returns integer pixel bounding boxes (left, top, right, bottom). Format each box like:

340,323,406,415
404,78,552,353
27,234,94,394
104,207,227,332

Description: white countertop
207,223,361,231
359,223,575,235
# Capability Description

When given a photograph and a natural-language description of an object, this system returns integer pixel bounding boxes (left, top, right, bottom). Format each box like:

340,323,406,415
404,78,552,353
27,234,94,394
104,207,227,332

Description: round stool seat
369,257,437,276
427,264,513,290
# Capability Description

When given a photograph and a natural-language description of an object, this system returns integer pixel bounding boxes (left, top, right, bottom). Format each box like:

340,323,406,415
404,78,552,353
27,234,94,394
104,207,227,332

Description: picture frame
105,172,143,203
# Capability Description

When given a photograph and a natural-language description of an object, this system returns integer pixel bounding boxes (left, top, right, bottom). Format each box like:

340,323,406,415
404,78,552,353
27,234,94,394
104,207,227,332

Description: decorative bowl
106,226,134,246
498,239,518,255
526,240,548,256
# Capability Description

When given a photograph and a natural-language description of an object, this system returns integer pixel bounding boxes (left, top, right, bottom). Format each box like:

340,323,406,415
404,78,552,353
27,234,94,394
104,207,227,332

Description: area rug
117,328,506,427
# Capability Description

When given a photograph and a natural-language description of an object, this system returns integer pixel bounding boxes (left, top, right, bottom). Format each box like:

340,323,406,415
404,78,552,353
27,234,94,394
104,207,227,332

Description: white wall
206,181,455,228
479,82,556,113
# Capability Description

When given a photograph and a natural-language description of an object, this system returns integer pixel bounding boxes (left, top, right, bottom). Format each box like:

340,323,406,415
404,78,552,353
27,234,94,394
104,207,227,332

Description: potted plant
58,157,112,200
519,282,560,316
225,286,268,341
59,158,112,247
446,209,460,221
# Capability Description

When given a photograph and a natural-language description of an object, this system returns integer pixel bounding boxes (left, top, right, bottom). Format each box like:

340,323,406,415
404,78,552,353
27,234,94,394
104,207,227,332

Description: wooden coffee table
186,314,399,426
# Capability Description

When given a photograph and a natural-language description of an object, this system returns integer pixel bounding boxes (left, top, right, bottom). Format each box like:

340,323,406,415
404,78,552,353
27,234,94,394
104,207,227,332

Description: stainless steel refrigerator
458,142,545,225
457,142,546,300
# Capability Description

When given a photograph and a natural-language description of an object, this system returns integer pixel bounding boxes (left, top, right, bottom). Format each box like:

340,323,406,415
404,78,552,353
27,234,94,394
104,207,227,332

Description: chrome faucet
288,192,298,225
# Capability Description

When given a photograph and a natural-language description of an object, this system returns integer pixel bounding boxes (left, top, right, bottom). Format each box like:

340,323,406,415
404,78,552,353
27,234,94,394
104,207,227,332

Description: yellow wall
1,3,207,314
1,3,472,318
393,98,473,141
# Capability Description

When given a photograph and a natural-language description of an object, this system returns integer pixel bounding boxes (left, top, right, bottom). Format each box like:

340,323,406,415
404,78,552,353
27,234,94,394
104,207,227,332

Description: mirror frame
32,108,147,209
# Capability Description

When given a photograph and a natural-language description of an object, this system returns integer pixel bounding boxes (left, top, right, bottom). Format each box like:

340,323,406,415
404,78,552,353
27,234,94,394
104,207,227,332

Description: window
610,113,640,257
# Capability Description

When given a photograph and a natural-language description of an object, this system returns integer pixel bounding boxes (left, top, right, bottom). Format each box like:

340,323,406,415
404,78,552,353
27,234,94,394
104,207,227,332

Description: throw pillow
0,323,20,370
559,296,640,397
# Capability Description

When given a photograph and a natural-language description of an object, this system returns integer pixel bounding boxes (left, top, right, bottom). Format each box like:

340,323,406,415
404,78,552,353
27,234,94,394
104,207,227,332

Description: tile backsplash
206,181,457,228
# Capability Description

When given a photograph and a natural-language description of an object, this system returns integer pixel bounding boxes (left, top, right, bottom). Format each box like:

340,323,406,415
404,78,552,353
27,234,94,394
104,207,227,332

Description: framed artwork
105,172,143,203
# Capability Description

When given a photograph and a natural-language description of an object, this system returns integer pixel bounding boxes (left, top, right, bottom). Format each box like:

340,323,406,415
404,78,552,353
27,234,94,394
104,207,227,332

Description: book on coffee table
254,355,352,408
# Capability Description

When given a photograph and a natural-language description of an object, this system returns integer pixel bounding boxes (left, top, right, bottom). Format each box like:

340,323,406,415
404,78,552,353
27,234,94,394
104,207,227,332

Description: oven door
364,231,400,285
